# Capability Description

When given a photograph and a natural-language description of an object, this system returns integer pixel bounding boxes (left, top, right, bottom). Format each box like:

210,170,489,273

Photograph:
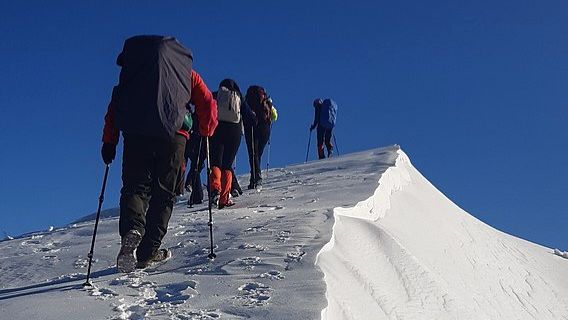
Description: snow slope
1,146,567,319
317,149,568,319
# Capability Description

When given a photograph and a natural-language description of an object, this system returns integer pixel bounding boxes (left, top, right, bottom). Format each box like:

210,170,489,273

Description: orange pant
209,166,232,205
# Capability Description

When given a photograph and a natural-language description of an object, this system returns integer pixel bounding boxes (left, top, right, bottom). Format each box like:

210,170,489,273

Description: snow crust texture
316,149,568,320
1,146,567,319
0,146,397,319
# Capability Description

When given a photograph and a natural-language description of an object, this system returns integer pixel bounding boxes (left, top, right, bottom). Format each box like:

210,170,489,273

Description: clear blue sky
1,1,566,249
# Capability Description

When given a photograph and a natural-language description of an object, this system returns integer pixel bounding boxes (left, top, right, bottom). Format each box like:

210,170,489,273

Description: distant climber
310,98,337,159
244,85,278,190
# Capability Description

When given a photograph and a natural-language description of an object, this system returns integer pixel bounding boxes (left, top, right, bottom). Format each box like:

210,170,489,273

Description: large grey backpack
216,86,241,123
114,35,193,139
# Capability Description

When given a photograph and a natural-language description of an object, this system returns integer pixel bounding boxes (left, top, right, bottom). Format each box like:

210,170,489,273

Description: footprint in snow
244,226,272,234
175,309,221,319
111,281,198,318
238,243,268,252
41,255,59,262
109,272,155,289
113,299,148,320
201,245,219,255
34,246,61,254
275,230,291,243
249,205,284,213
170,239,197,249
186,267,207,275
87,285,118,300
239,256,262,270
237,282,272,307
259,270,285,280
174,230,188,236
152,280,198,305
74,257,90,268
285,247,306,263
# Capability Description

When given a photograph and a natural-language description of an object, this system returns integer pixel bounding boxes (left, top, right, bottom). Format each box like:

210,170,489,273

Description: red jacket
102,70,218,144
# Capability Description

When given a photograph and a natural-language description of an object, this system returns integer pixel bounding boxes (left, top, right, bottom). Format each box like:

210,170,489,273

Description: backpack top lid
323,98,337,108
219,78,241,96
116,35,193,67
113,35,194,139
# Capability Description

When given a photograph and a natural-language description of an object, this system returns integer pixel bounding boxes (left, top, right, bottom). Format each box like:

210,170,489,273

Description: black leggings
245,123,271,183
211,121,242,170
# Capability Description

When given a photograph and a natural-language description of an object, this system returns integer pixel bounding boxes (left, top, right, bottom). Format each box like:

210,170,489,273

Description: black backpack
114,35,193,139
245,85,271,124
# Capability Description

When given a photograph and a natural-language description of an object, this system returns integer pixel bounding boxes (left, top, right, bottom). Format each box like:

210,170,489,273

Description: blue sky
0,1,566,249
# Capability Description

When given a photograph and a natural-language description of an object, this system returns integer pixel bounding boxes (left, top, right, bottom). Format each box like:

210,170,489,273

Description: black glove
101,143,116,164
310,124,316,131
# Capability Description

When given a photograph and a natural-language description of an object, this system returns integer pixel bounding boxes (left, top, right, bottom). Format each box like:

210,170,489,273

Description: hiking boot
188,198,203,206
210,189,220,208
219,199,236,209
231,189,240,198
136,248,172,269
116,230,142,273
247,182,255,190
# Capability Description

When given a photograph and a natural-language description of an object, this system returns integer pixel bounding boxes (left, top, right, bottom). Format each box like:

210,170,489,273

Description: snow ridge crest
334,148,412,221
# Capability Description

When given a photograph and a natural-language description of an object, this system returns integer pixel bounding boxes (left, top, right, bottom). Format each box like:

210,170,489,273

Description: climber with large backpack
310,98,338,159
101,35,218,272
244,85,278,190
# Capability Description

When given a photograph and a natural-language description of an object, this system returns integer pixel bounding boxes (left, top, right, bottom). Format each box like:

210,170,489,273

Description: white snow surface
1,146,567,319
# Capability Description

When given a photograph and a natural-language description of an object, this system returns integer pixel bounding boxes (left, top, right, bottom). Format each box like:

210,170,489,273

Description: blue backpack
319,99,338,129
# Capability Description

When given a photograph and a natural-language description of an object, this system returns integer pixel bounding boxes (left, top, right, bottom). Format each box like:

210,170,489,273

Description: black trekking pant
316,126,333,159
245,123,270,184
231,167,242,193
211,121,242,170
119,133,186,261
184,133,206,204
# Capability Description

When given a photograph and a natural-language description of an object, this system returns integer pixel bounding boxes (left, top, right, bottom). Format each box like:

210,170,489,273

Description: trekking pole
205,137,216,260
333,133,340,156
305,129,312,163
266,123,272,178
188,137,203,208
83,164,110,287
251,126,256,184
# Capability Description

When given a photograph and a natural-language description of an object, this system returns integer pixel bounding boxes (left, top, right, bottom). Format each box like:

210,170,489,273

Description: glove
101,143,116,164
310,124,316,131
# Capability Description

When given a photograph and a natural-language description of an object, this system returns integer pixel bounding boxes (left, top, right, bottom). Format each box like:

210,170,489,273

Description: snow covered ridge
316,149,568,319
1,146,567,319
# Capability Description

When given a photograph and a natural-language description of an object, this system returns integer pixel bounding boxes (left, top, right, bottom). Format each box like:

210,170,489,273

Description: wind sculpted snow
1,145,567,319
316,149,568,319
